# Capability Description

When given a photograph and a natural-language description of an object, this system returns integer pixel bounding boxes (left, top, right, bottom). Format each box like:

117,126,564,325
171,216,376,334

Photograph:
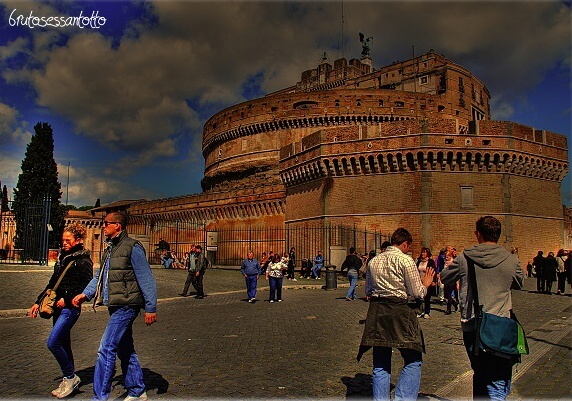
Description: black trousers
193,270,205,297
557,272,567,294
182,270,196,295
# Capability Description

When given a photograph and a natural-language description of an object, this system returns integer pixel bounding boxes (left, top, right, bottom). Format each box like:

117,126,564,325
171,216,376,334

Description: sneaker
178,293,188,297
277,299,283,302
269,300,275,303
124,391,148,401
423,313,430,319
345,297,353,301
52,374,81,399
292,278,297,281
417,313,425,318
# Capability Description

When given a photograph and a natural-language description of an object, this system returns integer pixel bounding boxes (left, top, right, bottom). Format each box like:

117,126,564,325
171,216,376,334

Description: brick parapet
279,120,569,188
128,186,286,223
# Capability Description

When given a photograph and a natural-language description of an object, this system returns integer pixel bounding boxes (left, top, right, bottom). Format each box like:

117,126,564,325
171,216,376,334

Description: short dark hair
107,211,128,229
195,245,202,251
391,228,412,246
475,216,501,243
349,247,356,254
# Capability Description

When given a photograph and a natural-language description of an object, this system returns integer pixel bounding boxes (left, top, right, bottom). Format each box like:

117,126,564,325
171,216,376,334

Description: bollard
325,265,337,290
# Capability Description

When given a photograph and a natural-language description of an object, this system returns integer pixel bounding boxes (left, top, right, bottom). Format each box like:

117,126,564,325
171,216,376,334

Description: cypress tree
13,122,65,250
1,184,9,211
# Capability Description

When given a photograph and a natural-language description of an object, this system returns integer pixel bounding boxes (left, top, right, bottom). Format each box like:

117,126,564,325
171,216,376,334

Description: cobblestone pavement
0,264,570,400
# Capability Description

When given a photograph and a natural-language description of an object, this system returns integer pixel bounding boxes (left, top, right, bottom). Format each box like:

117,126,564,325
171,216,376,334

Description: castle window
460,186,474,209
394,101,404,108
445,138,454,144
419,76,428,85
420,104,426,110
482,140,491,146
293,100,318,110
378,100,384,106
438,105,445,112
335,100,340,107
356,100,361,106
271,106,278,112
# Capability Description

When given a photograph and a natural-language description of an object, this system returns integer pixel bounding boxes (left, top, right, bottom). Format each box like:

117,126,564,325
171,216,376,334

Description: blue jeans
93,306,145,401
346,272,358,299
372,346,422,401
463,331,513,400
312,265,322,278
162,258,173,269
268,276,283,301
245,275,258,299
47,307,81,378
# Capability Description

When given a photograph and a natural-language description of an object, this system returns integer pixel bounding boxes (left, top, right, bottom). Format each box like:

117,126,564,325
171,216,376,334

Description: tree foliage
13,122,65,249
1,182,9,212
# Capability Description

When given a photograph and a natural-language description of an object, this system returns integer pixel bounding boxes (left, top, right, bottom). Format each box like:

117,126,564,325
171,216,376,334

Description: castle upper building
125,49,568,264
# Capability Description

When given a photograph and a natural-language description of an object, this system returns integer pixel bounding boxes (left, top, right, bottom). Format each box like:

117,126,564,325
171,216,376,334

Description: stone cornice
280,146,569,188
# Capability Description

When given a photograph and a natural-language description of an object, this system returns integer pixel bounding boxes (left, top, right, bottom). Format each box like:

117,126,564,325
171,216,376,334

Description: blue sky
0,1,570,207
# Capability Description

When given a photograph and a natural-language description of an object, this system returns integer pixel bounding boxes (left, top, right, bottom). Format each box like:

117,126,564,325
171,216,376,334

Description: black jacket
35,244,93,307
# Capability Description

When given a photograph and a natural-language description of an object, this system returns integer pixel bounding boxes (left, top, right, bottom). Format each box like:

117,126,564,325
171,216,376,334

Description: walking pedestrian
416,247,437,318
179,245,197,297
287,247,296,281
192,245,208,299
241,251,261,303
341,247,362,301
441,216,524,400
556,249,567,295
28,223,93,399
357,228,435,401
266,254,286,302
72,211,157,401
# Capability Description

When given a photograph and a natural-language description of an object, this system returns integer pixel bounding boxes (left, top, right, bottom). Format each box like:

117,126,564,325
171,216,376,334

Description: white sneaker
292,278,297,281
269,300,275,303
124,391,148,401
51,374,81,398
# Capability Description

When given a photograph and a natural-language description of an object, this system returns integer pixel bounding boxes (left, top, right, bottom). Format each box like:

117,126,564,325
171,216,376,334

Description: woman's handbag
37,260,75,319
467,256,529,361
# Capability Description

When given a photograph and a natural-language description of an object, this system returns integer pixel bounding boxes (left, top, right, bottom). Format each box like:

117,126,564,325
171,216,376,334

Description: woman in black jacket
415,247,437,318
28,223,93,399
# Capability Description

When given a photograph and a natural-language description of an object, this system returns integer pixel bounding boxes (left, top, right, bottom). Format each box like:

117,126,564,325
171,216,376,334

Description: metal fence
1,208,390,268
127,215,390,266
0,198,52,265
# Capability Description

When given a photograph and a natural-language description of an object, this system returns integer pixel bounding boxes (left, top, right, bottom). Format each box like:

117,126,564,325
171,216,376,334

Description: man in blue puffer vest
73,211,157,401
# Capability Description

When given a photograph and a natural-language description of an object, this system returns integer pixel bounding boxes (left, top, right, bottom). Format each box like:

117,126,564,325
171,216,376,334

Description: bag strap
465,255,483,356
51,260,76,291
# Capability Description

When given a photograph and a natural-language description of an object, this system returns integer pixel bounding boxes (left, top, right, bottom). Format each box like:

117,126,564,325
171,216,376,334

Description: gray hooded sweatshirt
440,243,524,332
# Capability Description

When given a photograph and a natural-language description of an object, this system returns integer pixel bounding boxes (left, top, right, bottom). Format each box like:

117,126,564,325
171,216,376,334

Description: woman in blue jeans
266,254,286,302
28,223,93,399
341,247,363,300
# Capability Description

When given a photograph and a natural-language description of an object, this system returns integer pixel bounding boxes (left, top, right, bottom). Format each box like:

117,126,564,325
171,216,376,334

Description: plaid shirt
366,246,427,300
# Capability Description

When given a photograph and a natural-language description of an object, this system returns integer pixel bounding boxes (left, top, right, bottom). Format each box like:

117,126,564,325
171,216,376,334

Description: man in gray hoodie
440,216,524,400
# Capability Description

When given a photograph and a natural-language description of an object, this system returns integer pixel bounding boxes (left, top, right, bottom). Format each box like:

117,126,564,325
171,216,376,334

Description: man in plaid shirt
358,228,435,401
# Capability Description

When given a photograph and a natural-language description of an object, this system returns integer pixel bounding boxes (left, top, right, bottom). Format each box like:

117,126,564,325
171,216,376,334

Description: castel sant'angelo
118,48,569,264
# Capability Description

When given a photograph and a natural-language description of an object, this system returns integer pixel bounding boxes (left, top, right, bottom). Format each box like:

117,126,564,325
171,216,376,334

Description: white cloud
57,162,154,206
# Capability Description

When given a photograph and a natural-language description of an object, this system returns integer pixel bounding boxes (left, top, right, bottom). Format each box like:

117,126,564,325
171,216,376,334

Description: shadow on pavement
72,366,169,398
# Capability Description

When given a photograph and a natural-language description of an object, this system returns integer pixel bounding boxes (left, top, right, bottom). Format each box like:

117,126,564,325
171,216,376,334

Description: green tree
13,122,65,250
1,184,9,211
